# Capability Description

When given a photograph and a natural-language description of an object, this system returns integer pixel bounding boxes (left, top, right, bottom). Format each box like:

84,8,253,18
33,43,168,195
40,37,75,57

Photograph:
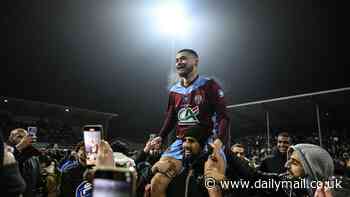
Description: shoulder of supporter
61,160,79,172
262,155,275,161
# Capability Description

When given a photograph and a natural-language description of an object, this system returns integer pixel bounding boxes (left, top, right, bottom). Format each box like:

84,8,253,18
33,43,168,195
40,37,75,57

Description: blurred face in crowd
150,140,162,156
8,129,27,146
277,135,290,154
285,150,305,178
231,146,245,160
153,140,161,150
70,150,77,160
77,145,86,165
183,137,201,158
175,51,198,78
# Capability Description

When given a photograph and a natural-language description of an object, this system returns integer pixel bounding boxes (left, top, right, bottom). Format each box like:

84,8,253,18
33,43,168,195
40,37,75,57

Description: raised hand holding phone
83,125,103,166
96,140,114,168
27,126,37,142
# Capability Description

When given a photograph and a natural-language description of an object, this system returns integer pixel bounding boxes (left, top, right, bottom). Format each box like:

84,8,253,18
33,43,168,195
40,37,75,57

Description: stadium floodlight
152,2,190,36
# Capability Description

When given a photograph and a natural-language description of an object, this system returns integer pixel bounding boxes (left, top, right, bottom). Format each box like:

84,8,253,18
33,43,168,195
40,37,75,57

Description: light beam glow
152,2,190,36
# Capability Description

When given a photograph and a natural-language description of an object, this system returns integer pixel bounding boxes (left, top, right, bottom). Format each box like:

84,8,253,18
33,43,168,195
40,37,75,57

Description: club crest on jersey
75,181,92,197
177,106,200,125
194,94,203,105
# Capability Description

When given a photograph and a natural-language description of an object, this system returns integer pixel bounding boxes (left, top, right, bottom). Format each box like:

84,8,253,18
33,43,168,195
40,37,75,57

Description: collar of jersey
170,75,209,95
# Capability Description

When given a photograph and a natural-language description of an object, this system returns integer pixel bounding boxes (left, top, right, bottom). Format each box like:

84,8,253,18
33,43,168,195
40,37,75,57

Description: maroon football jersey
159,75,230,143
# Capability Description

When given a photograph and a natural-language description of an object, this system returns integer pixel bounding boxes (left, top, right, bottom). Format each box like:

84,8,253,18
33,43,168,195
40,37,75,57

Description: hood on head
288,143,334,181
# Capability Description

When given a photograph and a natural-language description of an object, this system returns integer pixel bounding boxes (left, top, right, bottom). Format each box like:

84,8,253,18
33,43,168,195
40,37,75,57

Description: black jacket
0,163,27,197
134,150,161,166
59,162,87,197
225,153,258,197
134,150,161,197
228,153,311,197
259,148,287,174
14,146,41,197
346,167,350,178
167,153,209,197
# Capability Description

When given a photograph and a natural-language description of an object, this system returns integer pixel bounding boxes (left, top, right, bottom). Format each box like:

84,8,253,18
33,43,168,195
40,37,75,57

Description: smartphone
27,126,38,142
83,125,103,166
93,167,137,197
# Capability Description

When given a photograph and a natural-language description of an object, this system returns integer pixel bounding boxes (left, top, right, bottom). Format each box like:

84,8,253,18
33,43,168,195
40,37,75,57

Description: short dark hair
110,139,129,155
177,49,199,58
231,143,245,149
74,141,85,152
278,132,290,138
277,132,292,143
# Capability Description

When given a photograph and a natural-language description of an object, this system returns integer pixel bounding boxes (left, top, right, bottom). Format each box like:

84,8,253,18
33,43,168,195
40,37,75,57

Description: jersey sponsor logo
194,94,203,105
177,106,200,125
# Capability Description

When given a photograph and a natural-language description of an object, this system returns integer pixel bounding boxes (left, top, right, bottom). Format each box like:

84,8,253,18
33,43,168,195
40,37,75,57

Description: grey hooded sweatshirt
289,143,334,196
227,143,336,197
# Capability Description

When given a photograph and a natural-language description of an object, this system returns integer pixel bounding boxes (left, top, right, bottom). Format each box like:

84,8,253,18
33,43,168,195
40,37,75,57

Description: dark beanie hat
184,125,211,147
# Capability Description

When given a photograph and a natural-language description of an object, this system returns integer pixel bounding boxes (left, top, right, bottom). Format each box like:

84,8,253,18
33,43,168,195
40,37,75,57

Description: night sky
1,0,343,142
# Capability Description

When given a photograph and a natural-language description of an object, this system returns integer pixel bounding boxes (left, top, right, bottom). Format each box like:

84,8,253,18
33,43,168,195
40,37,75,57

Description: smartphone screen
27,126,38,142
83,125,102,166
93,168,136,197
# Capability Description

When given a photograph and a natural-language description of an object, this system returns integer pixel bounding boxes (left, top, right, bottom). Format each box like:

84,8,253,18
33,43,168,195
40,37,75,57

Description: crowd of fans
233,134,350,170
1,114,350,197
0,111,85,145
